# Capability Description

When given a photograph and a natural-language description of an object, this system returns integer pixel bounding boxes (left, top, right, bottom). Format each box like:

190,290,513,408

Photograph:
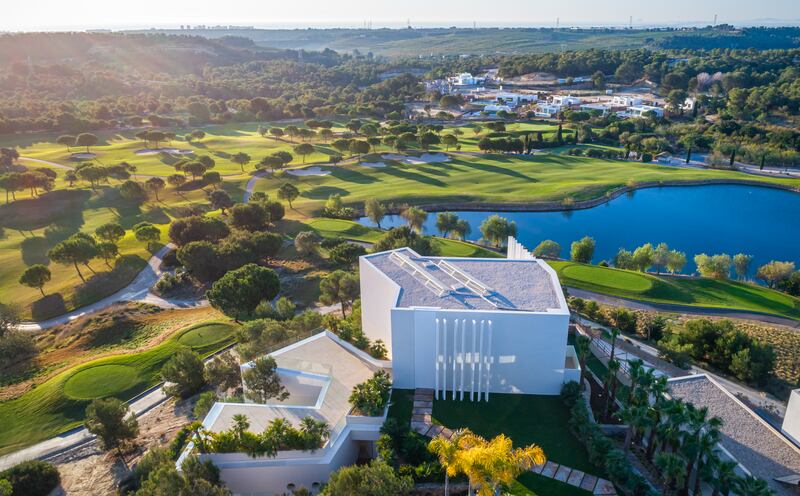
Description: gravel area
364,248,563,312
668,375,800,496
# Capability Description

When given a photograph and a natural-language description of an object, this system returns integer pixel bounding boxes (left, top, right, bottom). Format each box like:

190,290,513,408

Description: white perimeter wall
782,389,800,447
392,308,570,396
359,256,399,352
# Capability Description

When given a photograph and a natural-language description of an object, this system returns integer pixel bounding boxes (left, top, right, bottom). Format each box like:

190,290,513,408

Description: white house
611,95,643,107
580,103,612,116
551,95,582,107
181,332,391,496
625,105,664,118
493,91,538,107
450,72,485,86
483,104,514,114
534,103,562,118
359,238,579,399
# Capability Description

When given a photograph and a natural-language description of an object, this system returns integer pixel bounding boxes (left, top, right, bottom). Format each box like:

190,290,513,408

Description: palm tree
735,475,773,496
709,458,739,496
429,429,470,496
574,335,591,389
691,427,722,496
604,358,621,420
656,452,687,495
619,404,651,453
459,434,545,496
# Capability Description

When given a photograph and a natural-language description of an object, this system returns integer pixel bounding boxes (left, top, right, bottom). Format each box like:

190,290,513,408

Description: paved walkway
567,287,800,329
409,389,617,495
18,243,207,332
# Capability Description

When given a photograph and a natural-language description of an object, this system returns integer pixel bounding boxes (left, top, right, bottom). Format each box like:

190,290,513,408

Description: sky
3,0,800,31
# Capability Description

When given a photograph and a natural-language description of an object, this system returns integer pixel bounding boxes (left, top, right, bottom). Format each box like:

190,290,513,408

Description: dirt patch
51,397,195,496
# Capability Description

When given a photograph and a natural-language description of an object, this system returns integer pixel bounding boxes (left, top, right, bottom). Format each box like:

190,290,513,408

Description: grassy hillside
0,320,237,455
550,261,800,320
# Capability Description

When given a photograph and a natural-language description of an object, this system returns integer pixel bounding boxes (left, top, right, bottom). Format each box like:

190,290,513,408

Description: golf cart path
17,243,208,332
567,287,800,329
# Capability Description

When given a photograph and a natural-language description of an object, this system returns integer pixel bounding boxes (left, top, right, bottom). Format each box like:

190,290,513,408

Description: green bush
560,381,582,407
349,370,392,416
0,460,60,496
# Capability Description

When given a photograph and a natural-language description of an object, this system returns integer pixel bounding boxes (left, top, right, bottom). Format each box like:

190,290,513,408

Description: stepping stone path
409,388,617,495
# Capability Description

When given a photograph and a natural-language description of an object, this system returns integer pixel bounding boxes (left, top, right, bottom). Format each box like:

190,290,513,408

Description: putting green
561,263,654,292
177,322,237,348
63,364,141,400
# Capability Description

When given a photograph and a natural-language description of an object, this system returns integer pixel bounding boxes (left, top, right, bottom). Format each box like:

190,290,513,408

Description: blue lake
358,185,800,274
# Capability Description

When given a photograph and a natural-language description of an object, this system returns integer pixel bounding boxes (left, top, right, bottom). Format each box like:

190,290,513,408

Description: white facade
535,103,562,117
783,389,800,448
580,103,611,115
611,95,643,106
552,95,582,106
625,105,664,118
494,91,537,107
450,72,485,86
359,240,578,399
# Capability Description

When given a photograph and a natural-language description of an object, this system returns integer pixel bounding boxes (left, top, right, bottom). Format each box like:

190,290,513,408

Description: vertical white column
434,318,440,400
484,320,493,402
477,320,484,401
460,319,466,401
442,318,447,396
452,318,459,400
470,319,477,401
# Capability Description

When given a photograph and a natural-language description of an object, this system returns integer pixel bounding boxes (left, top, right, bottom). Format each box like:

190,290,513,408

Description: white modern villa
359,237,580,399
181,238,579,495
180,332,391,496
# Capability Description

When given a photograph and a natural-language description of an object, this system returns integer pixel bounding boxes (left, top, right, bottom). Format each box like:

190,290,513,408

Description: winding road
17,243,207,332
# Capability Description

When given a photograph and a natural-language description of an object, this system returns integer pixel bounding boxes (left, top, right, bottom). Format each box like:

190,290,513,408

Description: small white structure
450,72,485,86
611,95,643,107
783,389,800,448
552,95,582,106
580,103,612,115
484,104,514,114
534,103,562,118
359,239,579,399
682,97,697,112
493,91,537,107
182,332,390,496
625,105,664,118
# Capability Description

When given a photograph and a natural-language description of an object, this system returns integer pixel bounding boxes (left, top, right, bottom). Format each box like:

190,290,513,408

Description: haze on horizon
3,0,800,32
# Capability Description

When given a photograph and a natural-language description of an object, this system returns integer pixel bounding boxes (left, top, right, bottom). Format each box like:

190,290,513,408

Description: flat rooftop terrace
363,248,564,313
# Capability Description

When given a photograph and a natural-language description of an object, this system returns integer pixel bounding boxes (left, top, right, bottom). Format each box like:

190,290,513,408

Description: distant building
493,90,537,107
611,95,643,107
449,72,486,86
551,95,582,106
625,105,664,118
534,103,562,118
682,97,697,112
580,103,611,116
483,104,514,114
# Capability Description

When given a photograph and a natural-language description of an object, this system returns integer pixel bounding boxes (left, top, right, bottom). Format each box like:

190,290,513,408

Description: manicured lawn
432,393,597,495
0,320,237,455
254,152,800,217
303,218,502,258
550,261,800,320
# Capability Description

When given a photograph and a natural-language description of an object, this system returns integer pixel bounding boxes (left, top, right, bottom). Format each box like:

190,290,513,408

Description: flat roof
362,248,565,313
203,332,382,435
668,375,800,495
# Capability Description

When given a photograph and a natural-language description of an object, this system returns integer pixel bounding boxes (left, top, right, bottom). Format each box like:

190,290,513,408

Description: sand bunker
70,152,96,160
360,161,387,168
287,167,331,177
381,153,451,165
135,148,194,156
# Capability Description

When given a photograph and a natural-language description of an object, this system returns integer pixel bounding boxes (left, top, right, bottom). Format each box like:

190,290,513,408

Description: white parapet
506,236,536,260
782,389,800,447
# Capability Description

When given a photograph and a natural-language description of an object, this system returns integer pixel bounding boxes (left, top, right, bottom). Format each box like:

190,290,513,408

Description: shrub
0,460,60,496
561,381,582,407
349,370,392,416
329,242,367,265
194,391,219,419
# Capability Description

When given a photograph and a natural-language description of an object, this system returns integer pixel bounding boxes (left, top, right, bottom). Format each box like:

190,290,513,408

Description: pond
358,184,800,275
